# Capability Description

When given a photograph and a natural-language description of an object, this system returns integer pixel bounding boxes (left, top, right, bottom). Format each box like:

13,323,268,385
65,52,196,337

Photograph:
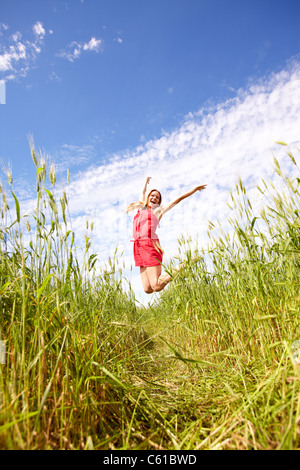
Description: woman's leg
140,267,154,294
146,265,172,292
141,260,189,294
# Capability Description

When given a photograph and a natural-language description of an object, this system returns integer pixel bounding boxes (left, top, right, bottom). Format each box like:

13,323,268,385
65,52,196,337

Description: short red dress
132,208,163,267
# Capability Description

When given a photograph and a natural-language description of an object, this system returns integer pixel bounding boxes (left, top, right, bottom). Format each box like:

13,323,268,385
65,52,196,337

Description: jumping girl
126,177,207,294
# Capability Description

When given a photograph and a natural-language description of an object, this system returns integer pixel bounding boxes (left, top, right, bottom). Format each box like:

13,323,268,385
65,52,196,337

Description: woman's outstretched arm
140,177,151,203
156,184,207,220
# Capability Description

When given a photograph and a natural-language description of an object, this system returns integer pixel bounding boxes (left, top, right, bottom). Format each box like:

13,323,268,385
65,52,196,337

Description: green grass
0,142,299,449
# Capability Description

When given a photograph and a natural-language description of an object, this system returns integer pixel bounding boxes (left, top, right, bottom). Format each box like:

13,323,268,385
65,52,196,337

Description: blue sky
1,0,300,304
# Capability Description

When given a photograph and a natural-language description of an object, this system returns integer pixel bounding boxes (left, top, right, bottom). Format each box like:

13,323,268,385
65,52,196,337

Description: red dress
132,208,163,267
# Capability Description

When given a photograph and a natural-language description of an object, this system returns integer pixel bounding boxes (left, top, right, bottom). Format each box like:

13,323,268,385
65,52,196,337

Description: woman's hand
195,184,207,192
145,177,152,185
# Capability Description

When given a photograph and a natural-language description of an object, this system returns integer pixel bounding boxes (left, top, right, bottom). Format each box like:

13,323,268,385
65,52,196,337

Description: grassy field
0,144,299,450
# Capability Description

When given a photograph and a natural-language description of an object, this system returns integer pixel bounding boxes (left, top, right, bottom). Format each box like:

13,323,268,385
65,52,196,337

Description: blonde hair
125,189,162,213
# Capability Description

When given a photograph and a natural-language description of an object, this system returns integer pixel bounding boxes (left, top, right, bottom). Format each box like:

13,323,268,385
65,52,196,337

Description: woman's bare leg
141,259,192,294
140,267,154,294
146,265,172,293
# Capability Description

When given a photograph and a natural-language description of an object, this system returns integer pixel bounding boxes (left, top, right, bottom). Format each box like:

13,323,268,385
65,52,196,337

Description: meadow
0,143,299,450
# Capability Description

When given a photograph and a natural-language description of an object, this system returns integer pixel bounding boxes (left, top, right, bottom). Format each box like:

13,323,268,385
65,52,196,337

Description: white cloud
11,31,22,42
58,41,81,62
48,70,61,82
0,52,13,72
0,21,48,80
83,37,103,52
57,36,103,62
0,23,9,32
33,21,46,38
55,143,96,170
0,42,27,72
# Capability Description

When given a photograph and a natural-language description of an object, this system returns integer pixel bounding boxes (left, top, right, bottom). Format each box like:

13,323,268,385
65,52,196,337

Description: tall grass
153,145,300,449
0,143,299,449
0,145,141,449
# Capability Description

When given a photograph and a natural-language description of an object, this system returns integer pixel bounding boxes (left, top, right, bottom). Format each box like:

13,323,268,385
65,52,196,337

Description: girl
126,177,206,294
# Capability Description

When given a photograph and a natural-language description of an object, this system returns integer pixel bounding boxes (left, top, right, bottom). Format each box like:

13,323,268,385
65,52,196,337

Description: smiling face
147,190,161,209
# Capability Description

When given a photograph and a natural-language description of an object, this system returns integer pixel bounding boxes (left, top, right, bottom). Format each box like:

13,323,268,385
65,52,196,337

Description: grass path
117,304,300,450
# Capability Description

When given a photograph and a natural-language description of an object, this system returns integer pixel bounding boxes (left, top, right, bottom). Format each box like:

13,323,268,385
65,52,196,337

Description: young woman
126,177,207,294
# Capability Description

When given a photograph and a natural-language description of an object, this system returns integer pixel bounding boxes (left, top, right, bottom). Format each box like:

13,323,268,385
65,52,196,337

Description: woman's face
147,190,161,209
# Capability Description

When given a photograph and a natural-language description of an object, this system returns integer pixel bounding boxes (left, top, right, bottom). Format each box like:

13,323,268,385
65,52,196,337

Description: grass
0,142,299,449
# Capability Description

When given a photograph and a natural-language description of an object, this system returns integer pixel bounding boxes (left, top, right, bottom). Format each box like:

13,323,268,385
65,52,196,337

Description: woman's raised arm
156,184,206,220
140,177,152,203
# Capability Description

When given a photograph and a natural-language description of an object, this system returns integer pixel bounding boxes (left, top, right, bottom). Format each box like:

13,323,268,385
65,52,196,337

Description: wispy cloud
0,20,113,81
54,143,97,171
57,36,103,62
83,37,102,51
32,21,46,39
0,21,49,81
0,23,9,33
0,21,103,80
